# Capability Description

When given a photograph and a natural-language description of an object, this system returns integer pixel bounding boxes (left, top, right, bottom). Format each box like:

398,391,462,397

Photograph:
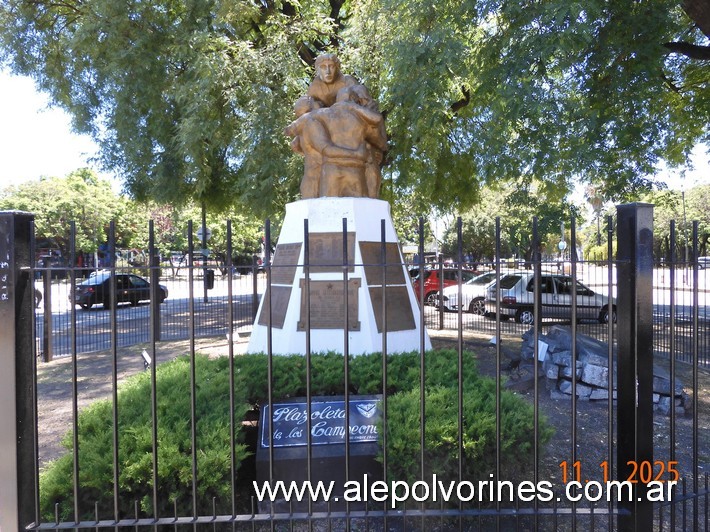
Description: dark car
72,271,168,310
412,267,478,305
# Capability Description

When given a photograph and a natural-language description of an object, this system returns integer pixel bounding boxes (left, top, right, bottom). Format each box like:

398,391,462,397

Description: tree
441,180,580,263
0,168,127,256
641,184,710,260
1,0,707,217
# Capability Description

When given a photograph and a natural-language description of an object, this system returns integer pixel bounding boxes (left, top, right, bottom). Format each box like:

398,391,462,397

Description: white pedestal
247,197,432,355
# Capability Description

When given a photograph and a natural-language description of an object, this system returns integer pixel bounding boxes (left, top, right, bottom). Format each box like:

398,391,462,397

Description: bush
39,350,552,521
40,355,251,522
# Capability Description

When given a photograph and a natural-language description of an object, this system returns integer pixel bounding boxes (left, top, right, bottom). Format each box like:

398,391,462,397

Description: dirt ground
36,329,709,492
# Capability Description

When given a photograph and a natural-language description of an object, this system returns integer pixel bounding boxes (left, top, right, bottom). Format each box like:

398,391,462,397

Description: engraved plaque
306,232,356,273
257,285,293,329
358,241,406,286
271,242,302,285
298,279,360,331
368,286,416,333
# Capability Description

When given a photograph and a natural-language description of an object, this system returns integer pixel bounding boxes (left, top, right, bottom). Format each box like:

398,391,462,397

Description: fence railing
1,204,708,531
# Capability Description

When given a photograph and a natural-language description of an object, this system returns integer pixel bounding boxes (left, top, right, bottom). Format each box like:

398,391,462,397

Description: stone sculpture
285,53,387,199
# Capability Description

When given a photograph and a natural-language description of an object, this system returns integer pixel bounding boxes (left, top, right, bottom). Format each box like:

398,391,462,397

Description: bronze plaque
358,241,406,286
298,279,361,331
305,232,356,273
271,242,302,285
368,286,416,333
257,285,292,329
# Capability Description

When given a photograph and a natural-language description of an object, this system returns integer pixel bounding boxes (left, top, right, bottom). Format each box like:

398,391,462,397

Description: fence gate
1,206,708,531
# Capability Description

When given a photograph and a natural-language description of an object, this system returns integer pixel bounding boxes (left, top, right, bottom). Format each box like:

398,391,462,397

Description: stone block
581,364,609,388
561,364,582,380
551,350,573,367
558,380,593,397
657,396,671,414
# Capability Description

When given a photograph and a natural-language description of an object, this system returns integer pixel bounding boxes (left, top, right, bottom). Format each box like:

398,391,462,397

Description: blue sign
260,397,381,448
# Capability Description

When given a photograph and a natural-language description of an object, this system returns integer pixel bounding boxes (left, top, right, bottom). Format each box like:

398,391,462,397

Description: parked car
698,256,709,269
484,271,616,325
438,271,498,314
72,271,168,310
412,267,478,305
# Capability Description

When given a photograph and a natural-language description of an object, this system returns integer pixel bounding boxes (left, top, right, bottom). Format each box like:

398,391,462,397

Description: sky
0,69,707,195
0,70,116,189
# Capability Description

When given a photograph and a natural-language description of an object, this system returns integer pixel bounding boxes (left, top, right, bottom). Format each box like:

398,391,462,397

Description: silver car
439,271,498,314
484,272,616,325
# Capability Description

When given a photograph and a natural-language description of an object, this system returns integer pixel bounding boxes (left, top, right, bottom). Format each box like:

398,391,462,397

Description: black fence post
0,211,37,531
616,203,654,531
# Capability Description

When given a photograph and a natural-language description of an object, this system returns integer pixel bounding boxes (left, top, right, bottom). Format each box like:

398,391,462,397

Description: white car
484,271,616,325
438,271,498,315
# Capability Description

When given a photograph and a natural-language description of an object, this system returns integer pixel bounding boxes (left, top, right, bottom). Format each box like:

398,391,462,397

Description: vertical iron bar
457,217,464,480
692,221,699,532
227,220,237,521
418,217,426,490
570,215,578,532
264,220,275,529
457,217,464,529
494,217,502,519
187,221,199,530
108,221,120,525
304,219,313,519
380,219,389,525
30,219,41,528
669,220,677,532
69,221,81,525
607,214,615,529
616,203,654,531
148,221,159,530
342,218,351,523
532,217,540,531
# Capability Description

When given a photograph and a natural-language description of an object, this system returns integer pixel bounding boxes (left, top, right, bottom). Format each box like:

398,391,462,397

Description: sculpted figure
288,53,387,198
307,53,358,108
284,95,368,199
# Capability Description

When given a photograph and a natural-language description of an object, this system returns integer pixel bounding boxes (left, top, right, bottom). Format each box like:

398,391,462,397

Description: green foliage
383,385,553,492
39,355,251,522
441,182,580,262
1,0,708,216
38,350,552,520
0,169,134,254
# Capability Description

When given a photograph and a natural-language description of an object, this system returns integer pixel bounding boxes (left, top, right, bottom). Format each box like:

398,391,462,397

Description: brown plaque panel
298,279,361,331
271,242,302,285
306,232,356,273
368,286,416,333
358,241,406,286
257,285,292,329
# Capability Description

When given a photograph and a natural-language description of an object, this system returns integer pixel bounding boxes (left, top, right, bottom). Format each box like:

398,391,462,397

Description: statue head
293,95,321,117
314,53,341,85
336,84,374,108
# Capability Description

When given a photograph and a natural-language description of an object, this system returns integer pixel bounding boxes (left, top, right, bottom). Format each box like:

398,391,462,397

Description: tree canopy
1,0,708,217
0,169,264,259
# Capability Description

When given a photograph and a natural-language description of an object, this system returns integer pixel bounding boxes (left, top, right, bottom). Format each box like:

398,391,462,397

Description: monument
247,53,431,355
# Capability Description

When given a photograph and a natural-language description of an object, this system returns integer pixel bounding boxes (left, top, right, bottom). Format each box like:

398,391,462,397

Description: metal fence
1,204,708,531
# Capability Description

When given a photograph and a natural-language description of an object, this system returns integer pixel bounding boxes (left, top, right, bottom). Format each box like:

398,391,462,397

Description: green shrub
39,349,552,521
381,384,554,494
40,355,251,522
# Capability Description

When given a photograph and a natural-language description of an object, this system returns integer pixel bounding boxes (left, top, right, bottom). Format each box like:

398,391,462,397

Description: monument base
247,197,431,355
